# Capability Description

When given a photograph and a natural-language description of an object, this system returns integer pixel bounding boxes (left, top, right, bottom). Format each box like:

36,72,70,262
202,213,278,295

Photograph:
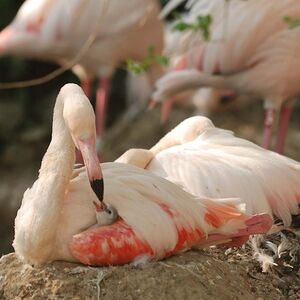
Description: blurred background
0,0,300,256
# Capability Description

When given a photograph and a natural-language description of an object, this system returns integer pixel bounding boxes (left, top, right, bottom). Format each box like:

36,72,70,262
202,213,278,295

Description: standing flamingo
13,84,271,266
0,0,164,153
153,0,300,154
117,116,300,228
159,0,240,123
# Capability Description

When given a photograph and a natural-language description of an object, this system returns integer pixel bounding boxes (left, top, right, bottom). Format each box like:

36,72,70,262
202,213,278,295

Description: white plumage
117,116,300,227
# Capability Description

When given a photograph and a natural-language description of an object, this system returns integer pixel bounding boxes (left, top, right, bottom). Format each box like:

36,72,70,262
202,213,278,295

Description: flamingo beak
93,201,105,212
77,137,104,206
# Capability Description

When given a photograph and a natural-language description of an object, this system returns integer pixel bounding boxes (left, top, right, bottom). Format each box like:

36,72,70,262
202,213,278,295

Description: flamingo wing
147,127,300,226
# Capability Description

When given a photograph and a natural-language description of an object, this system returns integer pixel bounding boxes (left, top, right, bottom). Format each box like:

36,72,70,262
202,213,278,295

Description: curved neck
39,93,75,178
13,91,76,264
150,130,179,155
150,117,215,155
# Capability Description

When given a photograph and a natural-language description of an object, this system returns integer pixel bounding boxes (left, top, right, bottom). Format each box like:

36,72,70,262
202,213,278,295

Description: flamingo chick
13,84,272,266
117,116,300,229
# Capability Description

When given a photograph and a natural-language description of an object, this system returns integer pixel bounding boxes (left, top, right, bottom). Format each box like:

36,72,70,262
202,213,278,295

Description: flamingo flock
1,0,300,268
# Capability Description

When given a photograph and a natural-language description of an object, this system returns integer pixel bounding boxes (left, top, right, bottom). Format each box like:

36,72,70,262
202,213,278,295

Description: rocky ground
0,249,283,300
1,99,300,299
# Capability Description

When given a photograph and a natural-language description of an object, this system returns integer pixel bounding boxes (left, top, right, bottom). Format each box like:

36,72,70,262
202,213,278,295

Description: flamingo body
13,84,271,266
117,116,300,227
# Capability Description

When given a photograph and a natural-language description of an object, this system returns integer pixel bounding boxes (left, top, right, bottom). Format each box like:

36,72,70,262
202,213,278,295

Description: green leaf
173,15,213,41
173,21,193,32
127,46,170,75
156,55,170,66
283,16,300,30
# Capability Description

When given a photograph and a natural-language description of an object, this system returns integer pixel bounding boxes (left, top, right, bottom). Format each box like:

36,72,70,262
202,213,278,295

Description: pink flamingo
13,84,271,266
0,0,164,154
154,0,300,154
159,1,238,124
117,116,300,228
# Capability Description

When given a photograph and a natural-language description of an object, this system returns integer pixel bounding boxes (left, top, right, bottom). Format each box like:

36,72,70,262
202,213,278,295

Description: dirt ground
1,101,300,299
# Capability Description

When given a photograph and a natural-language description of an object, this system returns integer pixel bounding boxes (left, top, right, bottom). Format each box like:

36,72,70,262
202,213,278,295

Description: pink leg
81,79,93,98
160,98,174,125
95,78,110,159
275,104,293,154
262,108,276,150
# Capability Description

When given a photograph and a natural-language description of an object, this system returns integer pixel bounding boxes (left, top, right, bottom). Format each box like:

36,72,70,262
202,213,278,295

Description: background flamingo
117,116,300,228
13,83,271,266
0,0,164,154
159,0,242,124
153,0,300,154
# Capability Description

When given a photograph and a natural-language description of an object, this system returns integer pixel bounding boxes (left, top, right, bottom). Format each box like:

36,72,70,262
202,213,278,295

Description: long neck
39,94,74,178
13,92,75,264
150,130,179,155
178,71,230,93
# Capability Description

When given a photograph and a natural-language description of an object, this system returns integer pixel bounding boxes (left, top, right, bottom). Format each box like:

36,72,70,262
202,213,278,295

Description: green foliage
127,46,169,75
283,16,300,30
173,15,213,41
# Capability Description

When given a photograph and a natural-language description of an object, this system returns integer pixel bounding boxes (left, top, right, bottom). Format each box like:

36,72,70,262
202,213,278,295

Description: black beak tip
90,178,104,201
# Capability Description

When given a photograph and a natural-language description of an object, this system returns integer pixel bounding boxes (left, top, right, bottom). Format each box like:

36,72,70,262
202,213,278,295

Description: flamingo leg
275,104,293,154
81,79,93,98
95,77,111,158
262,107,276,150
160,98,174,125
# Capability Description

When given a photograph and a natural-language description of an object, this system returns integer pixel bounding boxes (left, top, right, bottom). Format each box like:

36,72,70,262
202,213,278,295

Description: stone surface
0,251,282,300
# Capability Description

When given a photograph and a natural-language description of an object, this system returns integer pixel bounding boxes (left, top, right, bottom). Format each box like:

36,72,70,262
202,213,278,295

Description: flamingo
153,0,300,154
0,0,164,153
159,1,239,123
117,116,300,228
13,83,272,266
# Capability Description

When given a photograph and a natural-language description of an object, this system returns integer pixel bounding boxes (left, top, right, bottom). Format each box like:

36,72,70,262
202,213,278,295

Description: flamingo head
0,25,40,57
60,84,103,200
61,83,119,224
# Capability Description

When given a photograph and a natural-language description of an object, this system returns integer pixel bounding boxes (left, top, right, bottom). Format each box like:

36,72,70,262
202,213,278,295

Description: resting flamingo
13,84,271,266
153,0,300,154
0,0,164,153
117,116,300,228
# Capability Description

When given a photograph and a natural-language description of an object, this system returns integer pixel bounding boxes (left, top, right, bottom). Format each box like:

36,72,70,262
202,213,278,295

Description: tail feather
201,198,272,247
204,198,247,229
199,213,272,248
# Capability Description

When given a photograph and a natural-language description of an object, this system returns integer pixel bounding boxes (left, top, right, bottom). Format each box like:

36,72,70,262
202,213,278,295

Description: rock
0,251,283,300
